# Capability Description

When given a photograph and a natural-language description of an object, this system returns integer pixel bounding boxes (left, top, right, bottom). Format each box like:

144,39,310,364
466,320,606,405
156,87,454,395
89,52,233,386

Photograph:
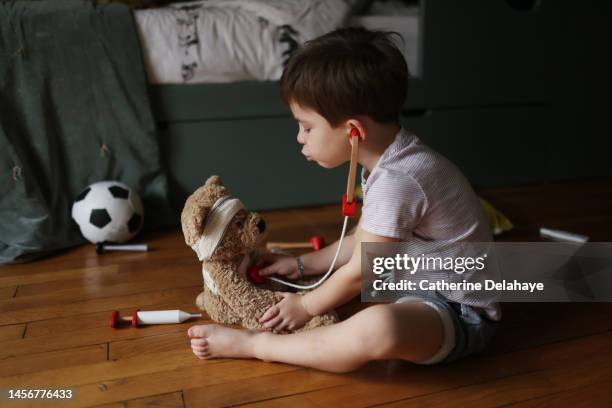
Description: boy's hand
258,292,312,331
257,253,300,280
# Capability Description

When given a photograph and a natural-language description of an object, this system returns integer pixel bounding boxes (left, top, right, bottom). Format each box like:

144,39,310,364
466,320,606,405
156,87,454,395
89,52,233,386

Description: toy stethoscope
248,127,363,289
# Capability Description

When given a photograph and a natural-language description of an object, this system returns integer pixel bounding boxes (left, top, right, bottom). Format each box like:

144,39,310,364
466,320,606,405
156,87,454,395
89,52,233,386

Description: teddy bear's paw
320,311,339,325
195,291,206,311
303,312,338,330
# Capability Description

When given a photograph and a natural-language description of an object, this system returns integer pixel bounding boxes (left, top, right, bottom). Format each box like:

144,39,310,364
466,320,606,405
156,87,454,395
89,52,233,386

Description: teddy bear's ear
181,204,211,247
204,175,229,204
205,175,223,187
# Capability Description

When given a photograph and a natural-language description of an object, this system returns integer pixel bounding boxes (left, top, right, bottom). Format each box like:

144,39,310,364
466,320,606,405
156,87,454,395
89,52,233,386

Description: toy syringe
110,309,202,328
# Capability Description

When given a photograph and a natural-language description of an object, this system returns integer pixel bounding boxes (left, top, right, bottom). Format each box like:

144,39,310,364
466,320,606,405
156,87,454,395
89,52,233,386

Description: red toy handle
342,192,357,217
309,235,325,251
131,310,140,327
110,310,119,328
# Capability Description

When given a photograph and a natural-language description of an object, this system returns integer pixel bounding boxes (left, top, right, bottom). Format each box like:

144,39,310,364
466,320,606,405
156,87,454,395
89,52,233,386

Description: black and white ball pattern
71,181,144,244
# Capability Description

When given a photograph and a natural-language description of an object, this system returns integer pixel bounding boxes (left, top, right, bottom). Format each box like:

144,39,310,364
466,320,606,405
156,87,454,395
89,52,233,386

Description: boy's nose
297,131,306,145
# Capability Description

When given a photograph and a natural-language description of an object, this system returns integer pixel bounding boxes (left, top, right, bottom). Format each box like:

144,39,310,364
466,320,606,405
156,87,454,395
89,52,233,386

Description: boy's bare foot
188,324,255,359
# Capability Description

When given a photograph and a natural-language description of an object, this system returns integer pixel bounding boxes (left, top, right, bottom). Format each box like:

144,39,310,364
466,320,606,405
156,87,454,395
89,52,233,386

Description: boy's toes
188,324,214,338
192,341,208,352
188,325,201,337
194,349,212,360
192,343,206,352
191,337,207,347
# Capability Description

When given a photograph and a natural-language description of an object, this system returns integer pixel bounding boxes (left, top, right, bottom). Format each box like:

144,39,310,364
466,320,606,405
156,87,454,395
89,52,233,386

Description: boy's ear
345,119,366,141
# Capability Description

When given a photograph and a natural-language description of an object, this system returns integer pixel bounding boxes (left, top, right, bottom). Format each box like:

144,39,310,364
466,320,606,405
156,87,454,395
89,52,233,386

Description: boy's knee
355,305,401,359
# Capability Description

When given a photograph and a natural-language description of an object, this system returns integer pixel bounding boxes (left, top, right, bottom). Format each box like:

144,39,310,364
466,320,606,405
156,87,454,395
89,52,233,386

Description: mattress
135,0,420,84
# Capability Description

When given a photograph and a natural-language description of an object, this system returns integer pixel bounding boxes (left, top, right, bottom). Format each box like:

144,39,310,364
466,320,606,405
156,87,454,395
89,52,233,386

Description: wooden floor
2,179,612,407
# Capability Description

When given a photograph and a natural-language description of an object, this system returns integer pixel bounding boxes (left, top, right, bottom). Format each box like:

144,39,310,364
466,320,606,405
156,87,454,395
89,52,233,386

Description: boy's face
289,101,350,169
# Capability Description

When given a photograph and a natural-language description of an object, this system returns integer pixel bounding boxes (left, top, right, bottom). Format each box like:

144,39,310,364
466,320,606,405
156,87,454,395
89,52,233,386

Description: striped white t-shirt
360,127,501,321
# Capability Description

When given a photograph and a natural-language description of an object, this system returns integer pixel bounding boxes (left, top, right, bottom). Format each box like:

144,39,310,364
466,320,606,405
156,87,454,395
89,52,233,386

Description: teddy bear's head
181,175,266,262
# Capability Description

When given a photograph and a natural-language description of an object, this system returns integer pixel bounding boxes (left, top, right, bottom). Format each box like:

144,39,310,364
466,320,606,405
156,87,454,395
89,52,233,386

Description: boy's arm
299,219,361,276
300,232,356,275
302,226,399,316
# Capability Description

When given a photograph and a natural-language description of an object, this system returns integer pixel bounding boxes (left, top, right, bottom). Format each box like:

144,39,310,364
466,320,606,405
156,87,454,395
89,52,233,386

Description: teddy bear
181,175,337,332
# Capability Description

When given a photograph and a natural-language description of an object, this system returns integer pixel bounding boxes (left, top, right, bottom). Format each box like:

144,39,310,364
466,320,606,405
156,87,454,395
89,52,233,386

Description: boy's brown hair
280,27,409,127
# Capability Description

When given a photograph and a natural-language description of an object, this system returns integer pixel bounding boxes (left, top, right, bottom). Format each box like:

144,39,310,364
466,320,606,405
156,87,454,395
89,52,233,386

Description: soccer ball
71,181,144,244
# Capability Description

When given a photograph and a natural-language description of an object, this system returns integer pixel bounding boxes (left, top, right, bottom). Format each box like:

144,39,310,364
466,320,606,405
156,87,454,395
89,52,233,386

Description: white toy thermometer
110,309,202,328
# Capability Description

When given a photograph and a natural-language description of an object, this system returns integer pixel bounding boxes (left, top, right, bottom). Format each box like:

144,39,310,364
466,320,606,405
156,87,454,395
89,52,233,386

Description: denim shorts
395,294,499,364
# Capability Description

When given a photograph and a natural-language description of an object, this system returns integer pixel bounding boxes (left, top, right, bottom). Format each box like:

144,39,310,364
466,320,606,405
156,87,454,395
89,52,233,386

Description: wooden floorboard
239,330,612,408
92,391,185,408
504,378,612,408
1,179,611,407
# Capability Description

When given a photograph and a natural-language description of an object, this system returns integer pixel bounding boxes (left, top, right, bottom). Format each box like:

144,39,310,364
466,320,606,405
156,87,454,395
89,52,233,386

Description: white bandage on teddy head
190,196,245,261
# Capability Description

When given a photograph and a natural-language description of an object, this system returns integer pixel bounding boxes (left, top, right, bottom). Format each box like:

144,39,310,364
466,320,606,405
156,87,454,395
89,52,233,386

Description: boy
188,27,499,372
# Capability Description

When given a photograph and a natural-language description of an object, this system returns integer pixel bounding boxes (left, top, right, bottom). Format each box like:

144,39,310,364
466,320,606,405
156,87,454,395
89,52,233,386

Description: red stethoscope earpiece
348,127,363,140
